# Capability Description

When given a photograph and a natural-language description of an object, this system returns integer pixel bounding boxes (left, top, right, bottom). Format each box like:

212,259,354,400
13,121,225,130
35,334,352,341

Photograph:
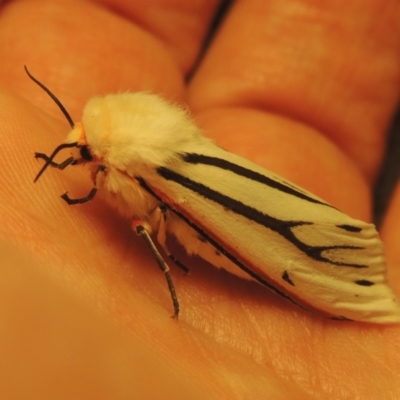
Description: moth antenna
24,65,74,128
34,142,79,183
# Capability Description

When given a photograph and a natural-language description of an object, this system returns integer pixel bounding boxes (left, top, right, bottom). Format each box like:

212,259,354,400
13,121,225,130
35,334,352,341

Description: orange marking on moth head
66,121,88,146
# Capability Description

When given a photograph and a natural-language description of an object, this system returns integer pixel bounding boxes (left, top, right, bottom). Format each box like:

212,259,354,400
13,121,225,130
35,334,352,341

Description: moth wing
146,145,400,323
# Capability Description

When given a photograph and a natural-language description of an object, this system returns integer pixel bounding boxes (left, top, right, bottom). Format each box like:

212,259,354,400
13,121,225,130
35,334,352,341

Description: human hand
0,1,399,398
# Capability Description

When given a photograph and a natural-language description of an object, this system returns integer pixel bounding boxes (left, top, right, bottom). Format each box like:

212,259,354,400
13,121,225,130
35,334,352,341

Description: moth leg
169,253,190,275
61,165,105,205
133,220,180,319
61,188,97,205
153,205,190,275
35,153,77,169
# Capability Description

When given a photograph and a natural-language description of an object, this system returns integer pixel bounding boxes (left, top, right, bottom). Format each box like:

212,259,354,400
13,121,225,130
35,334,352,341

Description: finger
0,0,189,117
189,0,400,181
93,0,222,73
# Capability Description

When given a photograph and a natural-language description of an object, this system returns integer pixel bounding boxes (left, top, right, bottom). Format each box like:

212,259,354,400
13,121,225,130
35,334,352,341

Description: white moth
28,67,400,323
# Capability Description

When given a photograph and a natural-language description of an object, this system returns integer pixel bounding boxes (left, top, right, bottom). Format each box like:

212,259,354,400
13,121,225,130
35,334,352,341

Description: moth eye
80,145,93,161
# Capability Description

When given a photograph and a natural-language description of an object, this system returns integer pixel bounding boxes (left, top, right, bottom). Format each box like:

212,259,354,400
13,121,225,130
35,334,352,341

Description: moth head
25,66,99,183
64,122,94,162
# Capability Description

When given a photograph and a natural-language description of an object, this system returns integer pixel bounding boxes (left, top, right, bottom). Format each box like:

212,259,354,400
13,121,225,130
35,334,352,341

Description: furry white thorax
82,93,212,171
66,93,212,221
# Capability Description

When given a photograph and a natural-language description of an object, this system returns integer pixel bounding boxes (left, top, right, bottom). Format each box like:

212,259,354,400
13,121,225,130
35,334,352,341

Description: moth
28,66,400,323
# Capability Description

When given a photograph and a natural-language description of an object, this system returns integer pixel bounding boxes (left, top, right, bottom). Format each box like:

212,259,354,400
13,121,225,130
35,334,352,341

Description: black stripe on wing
156,166,366,268
182,153,333,207
136,176,310,311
